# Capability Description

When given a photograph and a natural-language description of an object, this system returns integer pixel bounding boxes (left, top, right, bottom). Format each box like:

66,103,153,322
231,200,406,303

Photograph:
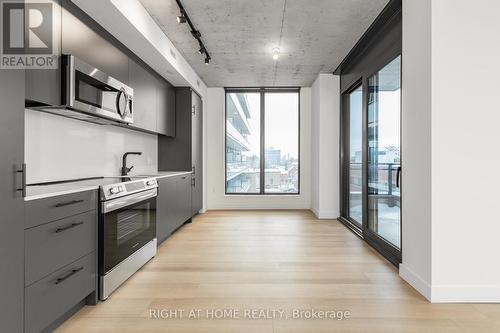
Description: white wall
430,0,500,302
401,0,500,302
25,109,157,183
399,0,433,300
206,88,311,209
310,74,340,219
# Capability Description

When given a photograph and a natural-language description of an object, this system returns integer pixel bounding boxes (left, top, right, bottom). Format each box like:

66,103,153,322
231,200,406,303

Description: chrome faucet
121,152,142,176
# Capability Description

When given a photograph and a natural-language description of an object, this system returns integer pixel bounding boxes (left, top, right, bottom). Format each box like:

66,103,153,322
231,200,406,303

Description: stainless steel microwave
61,55,134,124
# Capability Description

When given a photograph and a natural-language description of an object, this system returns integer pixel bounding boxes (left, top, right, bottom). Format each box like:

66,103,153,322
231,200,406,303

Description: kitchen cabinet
26,1,176,137
128,60,158,133
156,174,192,244
156,78,176,136
158,88,203,215
23,190,98,333
128,60,176,136
0,68,25,333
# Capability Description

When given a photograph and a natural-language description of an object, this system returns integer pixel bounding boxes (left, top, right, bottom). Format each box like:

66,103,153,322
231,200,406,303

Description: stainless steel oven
99,178,157,300
62,54,134,124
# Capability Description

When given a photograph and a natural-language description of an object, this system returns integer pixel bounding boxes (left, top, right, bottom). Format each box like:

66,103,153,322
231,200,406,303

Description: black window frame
224,87,301,195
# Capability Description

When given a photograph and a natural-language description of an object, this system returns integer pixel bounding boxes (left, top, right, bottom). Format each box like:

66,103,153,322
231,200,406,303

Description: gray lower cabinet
25,210,96,286
156,174,192,244
25,190,97,229
24,190,98,333
25,253,96,333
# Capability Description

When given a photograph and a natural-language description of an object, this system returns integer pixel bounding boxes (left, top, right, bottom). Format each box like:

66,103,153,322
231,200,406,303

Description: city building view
226,92,299,194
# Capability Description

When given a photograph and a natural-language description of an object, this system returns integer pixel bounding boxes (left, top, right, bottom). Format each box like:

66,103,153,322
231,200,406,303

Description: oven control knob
146,180,156,186
110,187,120,194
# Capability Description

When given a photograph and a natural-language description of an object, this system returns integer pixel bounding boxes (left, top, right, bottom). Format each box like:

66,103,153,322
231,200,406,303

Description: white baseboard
311,207,338,219
400,264,500,303
431,285,500,303
399,264,432,301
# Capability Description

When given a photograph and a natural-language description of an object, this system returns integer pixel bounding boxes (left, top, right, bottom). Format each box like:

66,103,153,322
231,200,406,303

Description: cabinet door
176,174,193,224
156,79,176,136
0,70,25,333
191,92,203,214
156,176,177,244
25,66,61,106
129,60,157,133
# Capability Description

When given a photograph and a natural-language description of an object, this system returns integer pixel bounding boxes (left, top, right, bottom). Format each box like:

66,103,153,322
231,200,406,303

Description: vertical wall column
311,74,340,219
401,0,500,302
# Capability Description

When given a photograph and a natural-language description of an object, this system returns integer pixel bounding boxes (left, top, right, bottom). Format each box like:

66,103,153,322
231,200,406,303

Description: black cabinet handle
55,199,84,208
16,163,26,197
55,267,83,285
55,222,84,233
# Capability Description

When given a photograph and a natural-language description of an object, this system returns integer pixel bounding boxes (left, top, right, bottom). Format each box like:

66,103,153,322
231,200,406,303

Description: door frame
337,1,402,266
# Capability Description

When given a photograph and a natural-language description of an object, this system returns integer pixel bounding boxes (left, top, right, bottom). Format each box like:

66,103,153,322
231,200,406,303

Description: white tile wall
25,109,158,183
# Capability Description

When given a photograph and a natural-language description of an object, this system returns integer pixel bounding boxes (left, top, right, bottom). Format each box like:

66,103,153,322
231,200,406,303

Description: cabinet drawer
26,190,97,228
25,210,96,286
25,252,96,333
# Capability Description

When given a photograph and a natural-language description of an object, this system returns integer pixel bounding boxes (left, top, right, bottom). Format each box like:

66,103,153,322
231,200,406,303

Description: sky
237,92,299,159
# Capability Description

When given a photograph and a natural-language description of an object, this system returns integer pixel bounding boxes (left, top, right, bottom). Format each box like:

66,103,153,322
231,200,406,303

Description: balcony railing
349,162,401,196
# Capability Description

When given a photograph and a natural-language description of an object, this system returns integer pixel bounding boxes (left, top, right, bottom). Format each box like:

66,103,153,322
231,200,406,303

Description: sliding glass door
367,56,401,249
340,56,402,265
345,85,363,228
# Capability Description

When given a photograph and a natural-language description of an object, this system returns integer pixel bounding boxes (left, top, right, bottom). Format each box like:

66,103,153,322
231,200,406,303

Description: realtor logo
1,0,59,68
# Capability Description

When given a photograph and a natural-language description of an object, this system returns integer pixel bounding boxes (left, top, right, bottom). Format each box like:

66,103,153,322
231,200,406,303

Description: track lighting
177,11,186,24
176,0,211,65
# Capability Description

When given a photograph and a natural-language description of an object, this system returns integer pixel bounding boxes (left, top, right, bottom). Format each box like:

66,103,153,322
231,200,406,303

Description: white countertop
24,171,192,201
137,171,193,179
25,183,99,201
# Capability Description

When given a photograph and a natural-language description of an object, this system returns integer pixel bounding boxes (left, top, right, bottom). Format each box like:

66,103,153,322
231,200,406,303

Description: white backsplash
25,109,158,184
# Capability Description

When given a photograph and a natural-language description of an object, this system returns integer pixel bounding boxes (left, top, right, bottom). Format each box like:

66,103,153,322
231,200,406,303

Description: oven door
100,189,156,274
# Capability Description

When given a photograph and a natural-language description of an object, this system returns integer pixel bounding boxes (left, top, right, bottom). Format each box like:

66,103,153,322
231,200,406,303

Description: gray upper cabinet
129,60,158,133
156,78,176,137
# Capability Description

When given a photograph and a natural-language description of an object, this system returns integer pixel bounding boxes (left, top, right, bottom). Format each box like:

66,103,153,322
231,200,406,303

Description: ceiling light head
272,48,280,60
205,56,210,65
177,11,186,24
198,46,206,55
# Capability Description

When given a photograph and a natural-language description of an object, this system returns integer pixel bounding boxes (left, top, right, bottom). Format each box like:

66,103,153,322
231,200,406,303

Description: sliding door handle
396,166,402,188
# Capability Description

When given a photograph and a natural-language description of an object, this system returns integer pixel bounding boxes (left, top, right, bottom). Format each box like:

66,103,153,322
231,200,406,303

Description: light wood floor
57,210,500,333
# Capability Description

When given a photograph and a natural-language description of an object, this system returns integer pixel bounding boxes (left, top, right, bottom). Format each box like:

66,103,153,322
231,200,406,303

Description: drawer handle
55,199,84,208
55,267,84,285
55,222,84,233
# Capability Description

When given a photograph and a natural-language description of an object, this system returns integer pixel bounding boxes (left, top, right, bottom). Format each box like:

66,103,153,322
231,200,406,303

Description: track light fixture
176,10,186,24
175,0,211,65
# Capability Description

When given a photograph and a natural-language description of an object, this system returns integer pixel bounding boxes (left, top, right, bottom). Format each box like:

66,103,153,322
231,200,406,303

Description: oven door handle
102,189,157,213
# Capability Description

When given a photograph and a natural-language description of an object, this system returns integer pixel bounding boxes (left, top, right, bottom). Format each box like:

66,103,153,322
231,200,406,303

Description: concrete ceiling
138,0,390,87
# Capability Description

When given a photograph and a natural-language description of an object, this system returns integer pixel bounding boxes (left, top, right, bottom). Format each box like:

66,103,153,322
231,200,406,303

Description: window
225,88,300,194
